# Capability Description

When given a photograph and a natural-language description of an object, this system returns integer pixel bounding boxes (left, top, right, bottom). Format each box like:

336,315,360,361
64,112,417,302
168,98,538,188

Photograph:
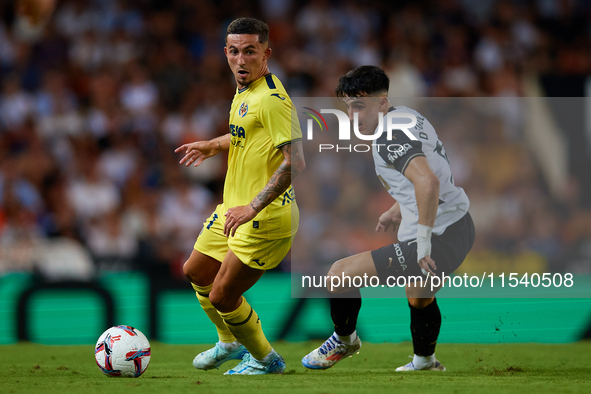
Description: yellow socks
192,284,272,361
192,283,236,343
219,297,272,361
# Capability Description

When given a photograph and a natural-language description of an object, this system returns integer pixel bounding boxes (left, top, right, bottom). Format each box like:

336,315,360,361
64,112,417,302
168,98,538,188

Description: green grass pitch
1,341,590,394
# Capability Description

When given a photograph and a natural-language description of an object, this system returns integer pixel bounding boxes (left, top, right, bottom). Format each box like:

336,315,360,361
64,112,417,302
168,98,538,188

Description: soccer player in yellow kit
175,18,305,375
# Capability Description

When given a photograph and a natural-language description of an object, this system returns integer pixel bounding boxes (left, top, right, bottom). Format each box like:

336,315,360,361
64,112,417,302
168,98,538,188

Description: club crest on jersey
239,103,248,117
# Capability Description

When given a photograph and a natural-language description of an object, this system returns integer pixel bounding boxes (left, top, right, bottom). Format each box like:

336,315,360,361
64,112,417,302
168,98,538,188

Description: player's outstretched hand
418,255,437,276
175,141,218,167
224,205,258,237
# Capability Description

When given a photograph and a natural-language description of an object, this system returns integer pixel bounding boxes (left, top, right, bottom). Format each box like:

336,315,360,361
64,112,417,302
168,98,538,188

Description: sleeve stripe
275,138,302,149
265,74,276,89
400,153,426,175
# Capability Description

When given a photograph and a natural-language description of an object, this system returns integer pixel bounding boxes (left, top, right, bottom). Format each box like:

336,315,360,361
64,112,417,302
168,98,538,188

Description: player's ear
263,46,272,60
224,46,228,56
378,96,389,108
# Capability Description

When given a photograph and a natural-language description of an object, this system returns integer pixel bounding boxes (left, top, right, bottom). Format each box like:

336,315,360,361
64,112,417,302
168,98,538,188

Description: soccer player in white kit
302,66,475,372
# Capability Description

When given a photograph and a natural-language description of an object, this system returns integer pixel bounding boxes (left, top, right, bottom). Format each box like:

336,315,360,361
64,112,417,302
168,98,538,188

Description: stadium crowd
1,0,591,280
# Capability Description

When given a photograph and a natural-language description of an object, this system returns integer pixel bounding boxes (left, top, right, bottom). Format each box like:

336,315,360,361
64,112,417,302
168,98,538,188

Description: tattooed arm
223,140,306,237
251,140,305,212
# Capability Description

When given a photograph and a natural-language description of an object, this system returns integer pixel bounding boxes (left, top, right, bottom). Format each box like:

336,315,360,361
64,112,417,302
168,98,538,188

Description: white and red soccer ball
95,325,151,378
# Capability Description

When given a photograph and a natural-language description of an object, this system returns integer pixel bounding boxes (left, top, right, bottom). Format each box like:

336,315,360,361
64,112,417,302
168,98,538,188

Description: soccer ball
94,325,151,378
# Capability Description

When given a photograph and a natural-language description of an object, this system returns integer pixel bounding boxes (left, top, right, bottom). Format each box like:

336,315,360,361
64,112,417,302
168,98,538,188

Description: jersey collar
236,73,272,94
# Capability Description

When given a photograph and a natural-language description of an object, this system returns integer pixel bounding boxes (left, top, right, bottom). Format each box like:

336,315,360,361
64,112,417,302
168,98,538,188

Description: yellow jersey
223,73,302,239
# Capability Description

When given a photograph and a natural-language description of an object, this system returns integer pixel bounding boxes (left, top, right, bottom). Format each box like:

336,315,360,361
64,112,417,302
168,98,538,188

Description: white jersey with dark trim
371,106,470,242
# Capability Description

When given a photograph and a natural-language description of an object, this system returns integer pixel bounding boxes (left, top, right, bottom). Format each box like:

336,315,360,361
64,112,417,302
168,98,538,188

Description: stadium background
1,0,591,345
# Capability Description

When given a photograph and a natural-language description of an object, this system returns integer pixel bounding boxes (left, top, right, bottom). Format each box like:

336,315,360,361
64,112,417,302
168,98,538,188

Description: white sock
335,330,357,345
413,353,435,369
218,341,240,351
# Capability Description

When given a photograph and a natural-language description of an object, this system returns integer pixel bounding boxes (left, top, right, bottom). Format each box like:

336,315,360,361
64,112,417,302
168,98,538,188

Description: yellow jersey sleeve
258,92,303,149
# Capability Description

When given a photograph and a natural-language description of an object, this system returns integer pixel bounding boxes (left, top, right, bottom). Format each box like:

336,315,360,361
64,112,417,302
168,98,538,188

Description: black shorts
371,212,475,282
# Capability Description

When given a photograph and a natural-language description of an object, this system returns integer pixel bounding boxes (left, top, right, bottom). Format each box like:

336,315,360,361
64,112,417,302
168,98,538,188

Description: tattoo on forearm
292,144,304,177
252,163,292,212
251,144,298,212
217,141,222,151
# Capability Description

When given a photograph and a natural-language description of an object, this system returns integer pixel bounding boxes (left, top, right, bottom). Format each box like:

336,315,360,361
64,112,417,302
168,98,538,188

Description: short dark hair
335,65,390,98
226,17,269,44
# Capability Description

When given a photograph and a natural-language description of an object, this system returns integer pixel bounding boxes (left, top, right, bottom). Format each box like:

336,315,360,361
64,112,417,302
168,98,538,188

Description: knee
183,260,210,286
209,287,239,313
328,259,346,275
408,297,434,309
182,260,197,283
326,259,349,294
208,289,224,310
183,254,220,287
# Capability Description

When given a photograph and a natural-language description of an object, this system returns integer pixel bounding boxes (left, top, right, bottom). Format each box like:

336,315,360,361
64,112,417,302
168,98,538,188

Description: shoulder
264,73,279,90
257,74,289,96
258,75,292,108
387,106,436,142
263,73,288,91
390,106,427,127
374,110,426,173
252,74,281,94
392,106,422,118
376,108,421,145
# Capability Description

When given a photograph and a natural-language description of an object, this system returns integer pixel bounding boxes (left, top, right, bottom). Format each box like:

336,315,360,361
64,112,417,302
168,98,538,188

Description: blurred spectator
0,22,16,68
67,154,120,221
98,133,138,188
0,75,33,129
54,0,97,39
120,63,158,115
86,208,138,271
0,156,44,215
159,169,214,252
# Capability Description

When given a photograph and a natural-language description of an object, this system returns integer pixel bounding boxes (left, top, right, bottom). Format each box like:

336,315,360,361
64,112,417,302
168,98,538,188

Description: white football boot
395,357,446,371
224,350,286,375
301,333,361,369
193,342,248,370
